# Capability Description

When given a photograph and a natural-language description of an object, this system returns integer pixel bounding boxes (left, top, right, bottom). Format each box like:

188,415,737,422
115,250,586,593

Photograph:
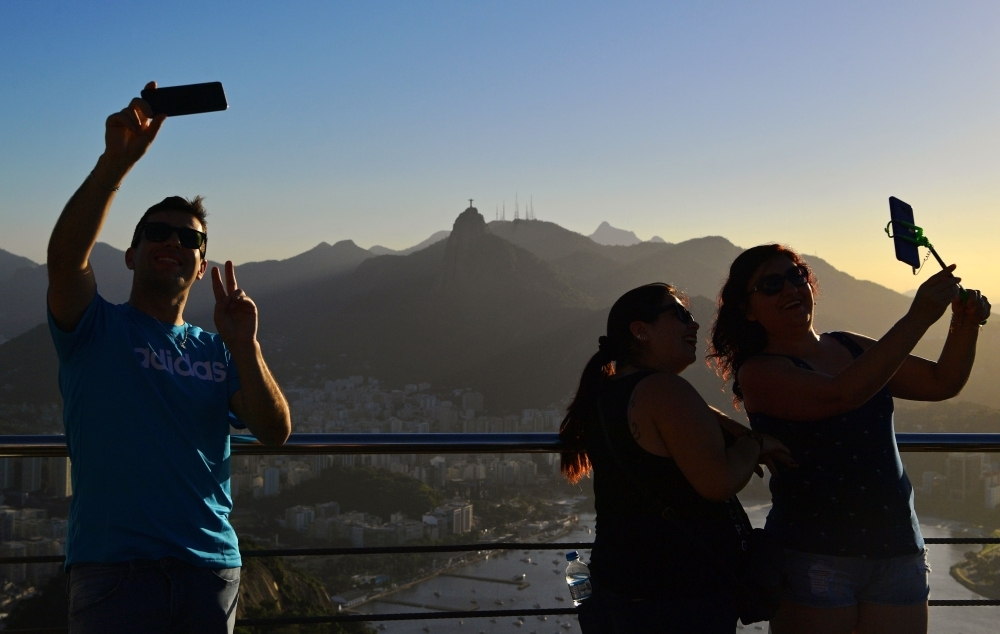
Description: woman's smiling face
743,255,816,334
630,295,700,373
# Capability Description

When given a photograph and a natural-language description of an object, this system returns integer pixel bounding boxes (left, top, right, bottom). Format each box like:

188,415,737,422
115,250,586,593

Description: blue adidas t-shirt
49,293,243,569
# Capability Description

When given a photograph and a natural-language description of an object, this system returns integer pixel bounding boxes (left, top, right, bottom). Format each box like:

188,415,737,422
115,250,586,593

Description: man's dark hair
130,196,209,256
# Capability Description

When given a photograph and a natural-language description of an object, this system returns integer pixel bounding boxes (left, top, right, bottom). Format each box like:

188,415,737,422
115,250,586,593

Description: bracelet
89,171,121,192
746,431,765,452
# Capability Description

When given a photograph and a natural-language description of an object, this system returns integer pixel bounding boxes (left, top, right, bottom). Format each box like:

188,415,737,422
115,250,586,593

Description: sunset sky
1,1,997,298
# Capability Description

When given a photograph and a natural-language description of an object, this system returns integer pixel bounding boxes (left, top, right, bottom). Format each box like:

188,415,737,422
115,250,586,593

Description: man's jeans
68,558,240,634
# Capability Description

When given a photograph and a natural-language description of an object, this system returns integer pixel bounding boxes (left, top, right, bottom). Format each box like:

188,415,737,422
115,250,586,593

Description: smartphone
888,197,921,269
141,82,228,117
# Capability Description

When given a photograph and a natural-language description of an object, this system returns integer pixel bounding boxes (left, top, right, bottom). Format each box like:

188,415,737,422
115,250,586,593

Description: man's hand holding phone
95,81,166,188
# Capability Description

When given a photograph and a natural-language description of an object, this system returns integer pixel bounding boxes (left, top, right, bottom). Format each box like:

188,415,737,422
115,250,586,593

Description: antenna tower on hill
514,193,519,221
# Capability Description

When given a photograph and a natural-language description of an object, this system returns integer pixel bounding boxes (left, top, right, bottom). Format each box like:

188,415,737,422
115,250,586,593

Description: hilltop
1,206,996,425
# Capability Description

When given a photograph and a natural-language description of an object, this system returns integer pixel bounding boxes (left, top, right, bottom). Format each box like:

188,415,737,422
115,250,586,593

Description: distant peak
589,221,641,246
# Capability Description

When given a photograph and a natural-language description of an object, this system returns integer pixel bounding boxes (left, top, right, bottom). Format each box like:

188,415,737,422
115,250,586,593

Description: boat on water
512,573,526,581
433,591,441,597
554,596,565,601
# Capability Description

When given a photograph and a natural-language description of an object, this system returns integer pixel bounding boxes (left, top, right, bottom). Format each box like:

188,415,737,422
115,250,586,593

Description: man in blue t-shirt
47,82,292,634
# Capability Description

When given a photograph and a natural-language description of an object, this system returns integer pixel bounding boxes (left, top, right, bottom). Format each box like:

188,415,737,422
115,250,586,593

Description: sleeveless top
585,371,751,600
748,332,923,558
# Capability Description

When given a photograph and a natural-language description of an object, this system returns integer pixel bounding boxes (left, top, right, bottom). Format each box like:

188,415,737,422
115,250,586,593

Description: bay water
357,507,999,633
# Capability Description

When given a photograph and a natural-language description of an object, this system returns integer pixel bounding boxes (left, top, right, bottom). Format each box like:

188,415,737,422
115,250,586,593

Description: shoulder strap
757,351,813,371
596,396,747,591
825,331,865,358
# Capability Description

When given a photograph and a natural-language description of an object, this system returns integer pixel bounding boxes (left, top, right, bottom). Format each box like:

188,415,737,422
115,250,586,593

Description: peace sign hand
212,261,258,351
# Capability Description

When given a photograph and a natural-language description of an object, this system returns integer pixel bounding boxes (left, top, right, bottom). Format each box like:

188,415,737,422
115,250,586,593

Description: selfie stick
884,219,986,324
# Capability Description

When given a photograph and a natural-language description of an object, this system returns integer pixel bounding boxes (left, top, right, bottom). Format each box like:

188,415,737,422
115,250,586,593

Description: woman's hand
908,265,962,327
951,288,991,330
756,433,795,477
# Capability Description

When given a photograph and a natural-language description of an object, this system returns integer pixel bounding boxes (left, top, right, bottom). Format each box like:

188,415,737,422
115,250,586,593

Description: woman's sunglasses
654,303,694,324
142,222,207,250
751,265,810,296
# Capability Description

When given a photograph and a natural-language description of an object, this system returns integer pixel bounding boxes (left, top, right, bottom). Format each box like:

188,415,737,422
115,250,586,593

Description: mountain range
2,208,997,424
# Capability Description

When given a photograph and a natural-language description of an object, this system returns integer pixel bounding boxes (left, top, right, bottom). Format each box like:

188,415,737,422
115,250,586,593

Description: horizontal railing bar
5,538,1000,565
236,608,579,626
2,432,1000,457
925,537,1000,544
0,542,596,565
242,541,595,558
7,600,1000,633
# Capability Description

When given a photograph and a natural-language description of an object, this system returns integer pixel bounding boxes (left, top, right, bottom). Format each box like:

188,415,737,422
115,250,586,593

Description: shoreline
346,515,582,614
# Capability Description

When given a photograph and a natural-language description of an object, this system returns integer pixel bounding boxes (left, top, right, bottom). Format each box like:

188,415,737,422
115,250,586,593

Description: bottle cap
565,551,578,561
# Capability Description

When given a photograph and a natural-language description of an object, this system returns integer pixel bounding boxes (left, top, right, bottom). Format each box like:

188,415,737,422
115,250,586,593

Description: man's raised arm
47,81,165,331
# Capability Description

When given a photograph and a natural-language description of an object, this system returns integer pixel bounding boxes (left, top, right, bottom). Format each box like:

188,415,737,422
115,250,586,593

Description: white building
46,457,72,498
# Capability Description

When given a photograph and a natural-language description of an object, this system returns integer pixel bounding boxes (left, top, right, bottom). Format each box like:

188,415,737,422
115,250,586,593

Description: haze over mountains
2,207,998,424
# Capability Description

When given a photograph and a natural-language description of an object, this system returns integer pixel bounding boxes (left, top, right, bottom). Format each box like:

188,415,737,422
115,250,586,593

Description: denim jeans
68,558,240,634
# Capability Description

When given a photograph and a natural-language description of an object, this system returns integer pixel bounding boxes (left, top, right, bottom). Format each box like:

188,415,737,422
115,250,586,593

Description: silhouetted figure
559,283,792,633
710,244,990,634
47,82,291,634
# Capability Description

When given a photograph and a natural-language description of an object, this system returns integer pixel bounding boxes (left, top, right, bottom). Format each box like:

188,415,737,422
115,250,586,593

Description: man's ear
125,247,136,271
195,256,208,281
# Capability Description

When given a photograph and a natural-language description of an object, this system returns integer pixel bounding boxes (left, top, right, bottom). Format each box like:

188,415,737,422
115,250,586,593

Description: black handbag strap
595,394,748,593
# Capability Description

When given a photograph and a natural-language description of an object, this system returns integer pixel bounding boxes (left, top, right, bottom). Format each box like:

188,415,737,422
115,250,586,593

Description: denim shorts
782,548,931,609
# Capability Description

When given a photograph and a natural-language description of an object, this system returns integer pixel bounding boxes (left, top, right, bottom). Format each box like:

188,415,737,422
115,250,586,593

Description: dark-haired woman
709,245,990,634
560,283,792,633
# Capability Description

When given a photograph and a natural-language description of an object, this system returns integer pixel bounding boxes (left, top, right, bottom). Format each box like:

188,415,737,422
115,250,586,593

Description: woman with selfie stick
709,244,990,634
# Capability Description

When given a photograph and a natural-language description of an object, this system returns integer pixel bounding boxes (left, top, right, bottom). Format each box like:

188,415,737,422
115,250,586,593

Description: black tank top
584,371,750,600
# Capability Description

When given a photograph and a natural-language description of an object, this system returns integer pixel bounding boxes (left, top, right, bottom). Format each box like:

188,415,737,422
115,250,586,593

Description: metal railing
1,432,999,631
3,431,1000,457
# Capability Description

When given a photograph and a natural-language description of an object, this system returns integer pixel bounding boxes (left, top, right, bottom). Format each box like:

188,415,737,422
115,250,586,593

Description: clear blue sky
2,1,997,296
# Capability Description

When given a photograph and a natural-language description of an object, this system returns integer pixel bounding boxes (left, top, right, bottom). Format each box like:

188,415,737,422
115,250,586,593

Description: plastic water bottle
564,550,592,606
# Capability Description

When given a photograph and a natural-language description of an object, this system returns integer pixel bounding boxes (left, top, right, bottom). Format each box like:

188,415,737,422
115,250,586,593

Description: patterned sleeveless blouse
748,332,923,558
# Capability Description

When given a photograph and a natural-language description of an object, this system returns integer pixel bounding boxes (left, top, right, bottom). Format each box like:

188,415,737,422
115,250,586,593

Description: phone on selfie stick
886,196,985,324
141,82,228,117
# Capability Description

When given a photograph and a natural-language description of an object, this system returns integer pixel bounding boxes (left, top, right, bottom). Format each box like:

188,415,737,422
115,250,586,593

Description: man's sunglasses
142,222,207,250
751,265,810,296
654,303,694,324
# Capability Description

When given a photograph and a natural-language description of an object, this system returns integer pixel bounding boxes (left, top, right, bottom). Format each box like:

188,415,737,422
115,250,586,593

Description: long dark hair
559,283,680,483
707,244,816,407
